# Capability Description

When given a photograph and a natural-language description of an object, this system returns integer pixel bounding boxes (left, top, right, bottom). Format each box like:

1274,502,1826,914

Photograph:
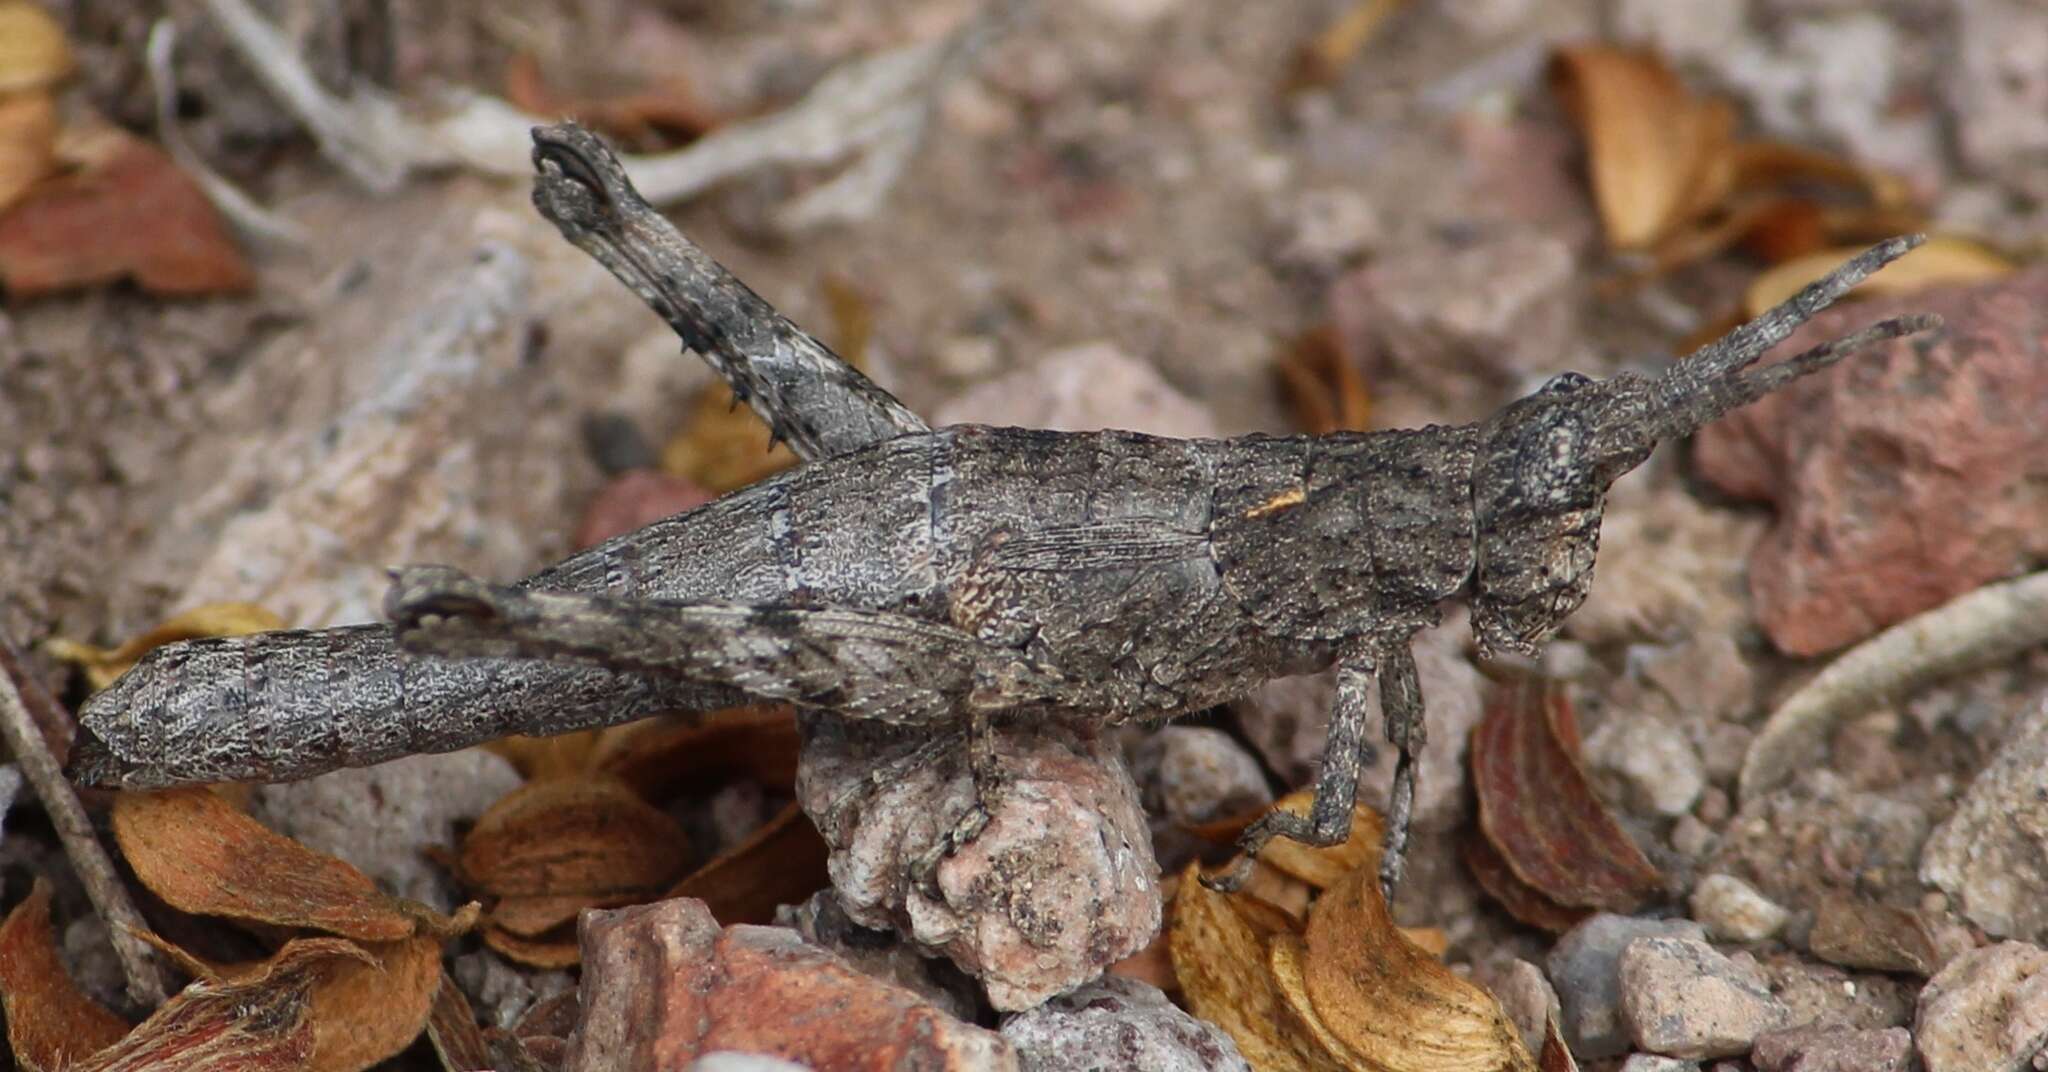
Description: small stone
1758,954,1916,1034
1619,937,1795,1059
1921,699,2048,942
1670,815,1718,860
1001,975,1249,1072
1610,0,1750,63
1128,727,1272,872
1584,711,1706,818
1691,874,1790,943
1547,913,1708,1058
1808,896,1957,976
776,891,981,1023
573,470,715,550
1751,1025,1913,1072
688,1054,814,1072
1472,957,1561,1058
1944,1,2048,198
931,335,1003,380
1915,942,2048,1072
568,898,1015,1071
933,342,1217,438
250,749,522,912
451,950,575,1030
1619,1056,1699,1072
1694,271,2048,656
1268,188,1381,278
1709,771,1934,914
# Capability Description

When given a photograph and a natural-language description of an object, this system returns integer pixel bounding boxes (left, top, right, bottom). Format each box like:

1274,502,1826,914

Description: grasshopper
72,123,1938,894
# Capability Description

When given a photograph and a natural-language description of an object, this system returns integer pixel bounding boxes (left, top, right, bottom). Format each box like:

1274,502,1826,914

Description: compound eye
1542,371,1592,394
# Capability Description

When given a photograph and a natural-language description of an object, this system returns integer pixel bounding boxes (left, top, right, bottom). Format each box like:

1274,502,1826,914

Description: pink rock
573,469,715,550
1693,269,2048,655
567,898,1017,1072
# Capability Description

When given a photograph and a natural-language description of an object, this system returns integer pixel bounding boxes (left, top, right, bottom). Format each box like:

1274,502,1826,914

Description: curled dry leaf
112,786,467,940
1549,45,1734,252
1285,0,1410,92
301,934,444,1072
482,926,584,972
502,52,719,152
1468,679,1663,928
593,704,801,800
1537,1017,1579,1072
49,603,284,692
0,125,253,297
0,880,131,1072
425,969,493,1072
0,92,57,213
0,1,73,93
70,938,358,1072
1171,863,1349,1072
667,799,830,925
1276,325,1372,435
1742,236,2014,317
1459,833,1588,935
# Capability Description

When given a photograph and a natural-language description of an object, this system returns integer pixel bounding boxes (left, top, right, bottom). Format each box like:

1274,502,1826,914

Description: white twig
1739,569,2048,805
147,19,311,250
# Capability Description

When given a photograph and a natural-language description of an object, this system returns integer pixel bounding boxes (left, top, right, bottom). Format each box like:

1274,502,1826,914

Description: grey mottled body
72,124,1940,894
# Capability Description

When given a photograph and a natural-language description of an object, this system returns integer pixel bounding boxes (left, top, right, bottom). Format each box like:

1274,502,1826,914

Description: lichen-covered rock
1000,976,1248,1072
1693,271,2048,656
1618,937,1794,1059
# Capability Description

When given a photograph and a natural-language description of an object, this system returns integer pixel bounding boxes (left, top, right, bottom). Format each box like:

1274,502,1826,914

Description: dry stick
1738,568,2048,805
0,637,168,1007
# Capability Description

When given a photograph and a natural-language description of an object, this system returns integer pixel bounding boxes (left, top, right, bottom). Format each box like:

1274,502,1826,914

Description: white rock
1915,941,2048,1072
1619,937,1794,1059
934,342,1217,438
1584,712,1706,818
1690,874,1790,943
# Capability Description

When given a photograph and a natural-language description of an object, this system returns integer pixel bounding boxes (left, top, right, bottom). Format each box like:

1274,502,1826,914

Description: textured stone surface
934,342,1218,439
1921,699,2048,942
1690,874,1789,944
1127,727,1272,872
1000,976,1249,1072
568,898,1016,1072
1694,271,2048,656
1547,913,1708,1059
1619,937,1794,1059
1618,1056,1699,1072
1751,1025,1912,1072
1584,710,1706,818
1472,957,1561,1059
1944,1,2048,197
687,1054,814,1072
800,716,1159,1011
251,749,522,912
1915,942,2048,1072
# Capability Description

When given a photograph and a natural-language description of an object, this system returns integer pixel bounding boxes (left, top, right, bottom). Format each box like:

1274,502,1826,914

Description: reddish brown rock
567,898,1017,1072
1693,269,2048,656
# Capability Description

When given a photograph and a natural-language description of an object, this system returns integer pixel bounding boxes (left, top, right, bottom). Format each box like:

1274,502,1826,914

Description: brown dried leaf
0,2,73,93
1537,1016,1580,1072
490,891,639,939
459,776,689,899
1469,679,1664,917
667,800,829,925
1276,325,1372,435
49,603,284,691
0,127,252,297
302,935,442,1072
0,880,131,1071
503,52,718,152
1256,792,1385,891
1459,832,1590,935
0,92,57,213
1299,863,1535,1071
1170,862,1352,1072
113,787,425,941
593,705,801,800
72,938,355,1072
482,924,583,971
660,384,801,492
1743,236,2014,317
1550,45,1734,251
425,970,492,1072
1285,0,1410,92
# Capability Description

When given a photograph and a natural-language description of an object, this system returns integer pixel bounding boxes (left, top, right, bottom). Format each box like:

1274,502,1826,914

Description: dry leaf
1285,0,1410,92
1459,833,1589,935
667,800,830,925
1743,236,2014,317
0,2,73,93
503,52,718,152
1468,679,1663,924
1256,791,1385,891
660,384,801,492
0,126,252,297
1170,863,1351,1072
1275,325,1372,435
112,787,447,941
459,777,690,900
72,939,357,1072
482,925,583,971
593,705,801,800
1550,45,1734,251
302,934,442,1072
488,891,635,939
0,92,57,213
49,603,283,691
1537,1017,1580,1072
0,880,131,1071
1298,863,1534,1071
425,970,493,1072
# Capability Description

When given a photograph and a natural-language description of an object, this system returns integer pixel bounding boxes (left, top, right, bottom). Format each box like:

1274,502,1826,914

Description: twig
146,19,311,250
1738,569,2048,805
0,634,168,1007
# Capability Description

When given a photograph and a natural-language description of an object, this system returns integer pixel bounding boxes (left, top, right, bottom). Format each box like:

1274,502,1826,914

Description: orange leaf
1459,832,1589,935
302,935,442,1072
1297,863,1534,1071
72,939,356,1072
0,2,73,94
0,126,251,297
48,603,284,692
1538,1016,1580,1072
667,800,829,925
459,777,689,899
482,925,583,971
1469,679,1664,919
112,787,430,941
0,91,57,213
1550,45,1735,251
1255,793,1385,892
593,705,801,800
0,880,130,1071
425,970,493,1072
1275,325,1372,435
1169,862,1351,1072
1742,236,2014,317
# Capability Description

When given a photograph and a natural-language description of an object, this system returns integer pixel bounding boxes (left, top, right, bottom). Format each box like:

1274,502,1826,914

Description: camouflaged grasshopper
72,123,1938,893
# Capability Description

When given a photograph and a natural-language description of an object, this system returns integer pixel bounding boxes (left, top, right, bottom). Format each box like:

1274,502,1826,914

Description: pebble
1472,957,1561,1058
1583,711,1706,818
251,749,522,912
1751,1025,1913,1072
450,950,575,1030
1943,1,2048,198
687,1054,814,1072
1128,727,1272,872
1920,698,2048,942
1915,942,2048,1072
1001,975,1249,1072
1690,874,1790,943
1546,913,1708,1058
1619,1056,1699,1072
1267,188,1381,278
933,342,1218,438
1618,937,1793,1059
1609,0,1750,63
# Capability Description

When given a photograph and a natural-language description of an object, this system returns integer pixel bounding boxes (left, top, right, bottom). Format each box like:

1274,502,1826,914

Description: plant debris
0,880,132,1071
